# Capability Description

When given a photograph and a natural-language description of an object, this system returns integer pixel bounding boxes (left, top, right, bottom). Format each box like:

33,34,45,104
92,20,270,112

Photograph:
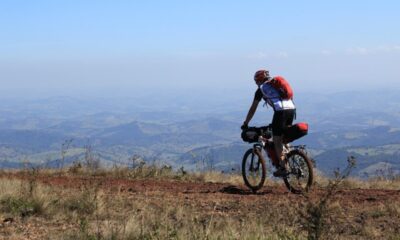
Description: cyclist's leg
271,111,285,167
272,110,296,175
284,109,295,127
281,109,296,151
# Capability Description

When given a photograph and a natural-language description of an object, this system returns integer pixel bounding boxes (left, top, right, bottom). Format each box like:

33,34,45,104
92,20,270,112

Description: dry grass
0,167,399,239
3,165,400,190
313,171,400,190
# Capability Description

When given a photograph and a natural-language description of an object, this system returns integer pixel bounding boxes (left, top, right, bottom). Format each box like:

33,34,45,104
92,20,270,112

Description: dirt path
8,174,400,206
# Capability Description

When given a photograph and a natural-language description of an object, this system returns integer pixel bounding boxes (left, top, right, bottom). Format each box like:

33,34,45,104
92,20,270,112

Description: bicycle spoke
286,153,310,191
242,147,267,192
249,153,255,172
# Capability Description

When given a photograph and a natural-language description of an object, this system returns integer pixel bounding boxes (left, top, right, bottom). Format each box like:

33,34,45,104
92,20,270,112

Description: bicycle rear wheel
283,149,314,194
242,148,266,193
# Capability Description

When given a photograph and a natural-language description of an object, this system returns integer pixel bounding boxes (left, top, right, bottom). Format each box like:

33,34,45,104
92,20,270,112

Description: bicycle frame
242,126,313,193
245,124,307,168
254,135,303,168
251,141,274,170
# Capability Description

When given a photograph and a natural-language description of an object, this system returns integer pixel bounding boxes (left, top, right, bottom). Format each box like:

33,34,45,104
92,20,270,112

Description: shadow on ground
219,185,273,195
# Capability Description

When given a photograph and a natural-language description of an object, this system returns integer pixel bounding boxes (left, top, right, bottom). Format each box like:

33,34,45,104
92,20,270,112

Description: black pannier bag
241,126,271,143
283,122,308,143
241,127,259,143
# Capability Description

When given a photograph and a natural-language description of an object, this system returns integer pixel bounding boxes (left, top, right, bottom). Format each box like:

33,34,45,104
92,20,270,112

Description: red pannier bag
283,122,308,143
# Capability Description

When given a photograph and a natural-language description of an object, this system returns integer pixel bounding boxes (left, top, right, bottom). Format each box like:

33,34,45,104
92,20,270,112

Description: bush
62,193,97,216
0,195,43,217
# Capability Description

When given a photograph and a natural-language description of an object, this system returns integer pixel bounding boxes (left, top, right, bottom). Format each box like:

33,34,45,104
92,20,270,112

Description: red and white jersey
260,82,296,111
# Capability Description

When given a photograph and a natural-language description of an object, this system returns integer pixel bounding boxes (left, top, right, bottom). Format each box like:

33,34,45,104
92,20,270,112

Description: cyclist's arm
243,99,260,126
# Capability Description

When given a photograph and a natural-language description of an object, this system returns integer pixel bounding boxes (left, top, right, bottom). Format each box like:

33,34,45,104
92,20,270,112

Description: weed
299,156,356,240
62,191,97,216
84,144,101,172
69,161,83,174
0,195,43,217
60,138,74,170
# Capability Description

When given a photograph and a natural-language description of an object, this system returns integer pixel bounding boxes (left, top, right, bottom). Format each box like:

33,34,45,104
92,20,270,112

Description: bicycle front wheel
283,149,314,194
242,148,266,193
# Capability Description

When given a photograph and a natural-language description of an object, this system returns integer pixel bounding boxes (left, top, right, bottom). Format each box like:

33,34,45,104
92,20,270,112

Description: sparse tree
84,143,100,171
60,138,73,169
131,154,145,168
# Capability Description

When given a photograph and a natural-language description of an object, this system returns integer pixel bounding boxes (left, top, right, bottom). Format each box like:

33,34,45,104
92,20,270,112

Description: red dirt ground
1,173,400,239
7,173,400,205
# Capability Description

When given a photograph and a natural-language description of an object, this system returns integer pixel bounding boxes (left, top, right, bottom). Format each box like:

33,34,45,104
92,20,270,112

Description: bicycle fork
250,144,263,172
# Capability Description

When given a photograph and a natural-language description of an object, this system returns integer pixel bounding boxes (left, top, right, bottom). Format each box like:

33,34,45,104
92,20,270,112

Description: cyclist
242,70,296,177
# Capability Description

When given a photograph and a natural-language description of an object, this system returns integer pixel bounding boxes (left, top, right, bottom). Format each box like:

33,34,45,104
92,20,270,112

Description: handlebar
246,124,272,133
241,124,273,143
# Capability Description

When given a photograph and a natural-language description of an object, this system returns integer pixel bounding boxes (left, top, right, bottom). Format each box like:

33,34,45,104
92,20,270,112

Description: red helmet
254,70,270,82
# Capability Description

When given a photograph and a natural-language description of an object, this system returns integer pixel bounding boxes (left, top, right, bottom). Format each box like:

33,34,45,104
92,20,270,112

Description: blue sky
1,1,399,97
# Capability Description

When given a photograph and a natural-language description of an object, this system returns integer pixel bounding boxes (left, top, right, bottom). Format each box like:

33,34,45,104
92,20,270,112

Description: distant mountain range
0,90,399,177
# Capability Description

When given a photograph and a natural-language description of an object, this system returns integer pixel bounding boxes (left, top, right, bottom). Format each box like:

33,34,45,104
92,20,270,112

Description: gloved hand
241,123,248,130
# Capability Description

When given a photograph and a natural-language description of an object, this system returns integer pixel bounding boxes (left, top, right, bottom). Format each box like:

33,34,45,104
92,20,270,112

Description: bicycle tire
283,149,314,194
242,148,266,193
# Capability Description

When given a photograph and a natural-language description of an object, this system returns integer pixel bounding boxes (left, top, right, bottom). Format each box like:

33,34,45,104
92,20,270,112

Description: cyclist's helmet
254,70,270,82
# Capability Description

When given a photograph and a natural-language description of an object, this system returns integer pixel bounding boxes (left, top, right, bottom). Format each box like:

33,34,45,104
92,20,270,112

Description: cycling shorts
271,109,296,136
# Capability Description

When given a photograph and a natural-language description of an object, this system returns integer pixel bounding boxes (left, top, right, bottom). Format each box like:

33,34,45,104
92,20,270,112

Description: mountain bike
241,123,314,194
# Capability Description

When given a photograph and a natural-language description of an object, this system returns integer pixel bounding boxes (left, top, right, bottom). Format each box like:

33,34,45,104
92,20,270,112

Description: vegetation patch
0,167,399,239
0,195,43,217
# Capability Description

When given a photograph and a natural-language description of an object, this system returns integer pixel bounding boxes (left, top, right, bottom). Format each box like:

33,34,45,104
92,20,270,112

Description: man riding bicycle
242,70,296,177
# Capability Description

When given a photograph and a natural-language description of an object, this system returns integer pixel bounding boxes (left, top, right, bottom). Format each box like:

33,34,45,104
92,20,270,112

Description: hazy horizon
1,1,399,99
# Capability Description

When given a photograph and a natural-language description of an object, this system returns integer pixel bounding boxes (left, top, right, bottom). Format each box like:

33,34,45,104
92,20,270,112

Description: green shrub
62,191,97,215
0,195,43,217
